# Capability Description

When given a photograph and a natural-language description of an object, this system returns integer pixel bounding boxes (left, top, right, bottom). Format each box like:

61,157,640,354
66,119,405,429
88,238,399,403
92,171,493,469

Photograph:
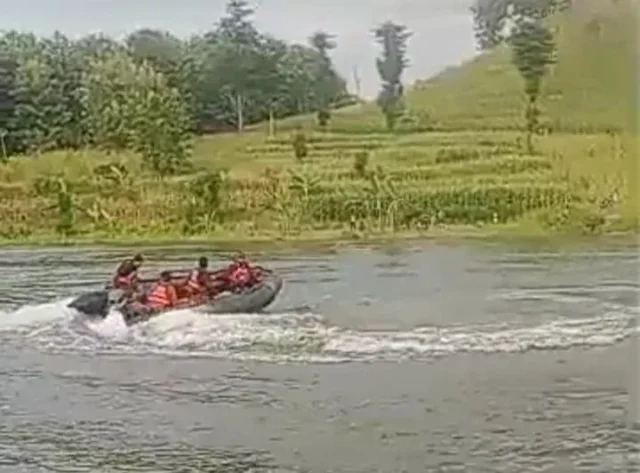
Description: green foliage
32,176,77,236
183,170,228,234
0,129,633,241
317,108,331,128
509,19,555,150
0,52,19,156
308,31,341,128
292,130,308,161
0,32,88,154
81,52,193,175
0,0,635,243
469,0,559,152
306,182,567,227
471,0,570,50
125,29,186,90
0,0,350,157
353,151,370,178
509,20,556,102
374,22,411,131
402,0,637,134
538,200,607,235
469,1,557,152
93,162,129,185
0,130,8,162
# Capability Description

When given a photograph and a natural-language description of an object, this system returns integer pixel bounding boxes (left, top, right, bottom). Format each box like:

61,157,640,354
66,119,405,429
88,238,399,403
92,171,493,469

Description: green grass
0,127,634,245
262,0,638,135
406,0,638,133
0,0,636,245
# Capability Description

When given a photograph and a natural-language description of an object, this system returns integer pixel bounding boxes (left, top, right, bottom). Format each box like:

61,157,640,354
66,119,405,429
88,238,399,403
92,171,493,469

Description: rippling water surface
0,239,638,472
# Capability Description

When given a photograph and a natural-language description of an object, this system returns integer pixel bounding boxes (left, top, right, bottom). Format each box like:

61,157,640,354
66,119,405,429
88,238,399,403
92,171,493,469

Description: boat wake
0,289,637,363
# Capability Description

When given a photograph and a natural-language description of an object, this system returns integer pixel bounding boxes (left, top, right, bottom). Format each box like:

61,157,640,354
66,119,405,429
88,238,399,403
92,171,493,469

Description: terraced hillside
0,124,632,242
193,128,630,236
0,0,636,243
234,133,565,228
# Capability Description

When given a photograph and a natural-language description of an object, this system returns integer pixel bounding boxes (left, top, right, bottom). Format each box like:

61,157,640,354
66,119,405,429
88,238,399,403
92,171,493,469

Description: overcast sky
0,0,479,98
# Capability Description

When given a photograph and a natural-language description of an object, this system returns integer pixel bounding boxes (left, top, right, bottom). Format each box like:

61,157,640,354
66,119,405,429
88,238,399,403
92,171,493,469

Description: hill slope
266,0,637,134
406,0,638,132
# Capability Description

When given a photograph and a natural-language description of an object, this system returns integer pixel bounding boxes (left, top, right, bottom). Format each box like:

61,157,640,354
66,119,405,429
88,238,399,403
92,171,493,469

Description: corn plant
32,176,77,236
82,198,114,231
182,169,228,235
292,130,308,161
353,151,370,178
306,183,568,228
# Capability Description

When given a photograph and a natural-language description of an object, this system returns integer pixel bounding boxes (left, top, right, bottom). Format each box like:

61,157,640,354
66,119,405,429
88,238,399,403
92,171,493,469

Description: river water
0,239,638,472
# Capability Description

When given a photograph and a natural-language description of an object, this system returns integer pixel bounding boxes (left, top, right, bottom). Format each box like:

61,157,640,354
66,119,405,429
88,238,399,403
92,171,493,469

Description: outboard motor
67,290,110,318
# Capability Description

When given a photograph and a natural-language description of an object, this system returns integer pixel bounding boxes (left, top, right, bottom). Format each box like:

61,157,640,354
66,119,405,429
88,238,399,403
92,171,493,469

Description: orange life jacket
112,261,138,289
228,262,251,286
146,282,172,308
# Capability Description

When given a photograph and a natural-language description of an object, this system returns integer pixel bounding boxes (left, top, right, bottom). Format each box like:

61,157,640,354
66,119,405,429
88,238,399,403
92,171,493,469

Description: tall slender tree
509,18,555,151
374,21,411,131
214,0,262,132
470,0,565,148
0,52,18,157
471,0,570,50
309,30,337,128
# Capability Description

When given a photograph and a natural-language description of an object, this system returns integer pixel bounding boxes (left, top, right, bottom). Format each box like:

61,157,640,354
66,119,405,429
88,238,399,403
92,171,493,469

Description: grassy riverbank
0,128,635,247
0,0,636,246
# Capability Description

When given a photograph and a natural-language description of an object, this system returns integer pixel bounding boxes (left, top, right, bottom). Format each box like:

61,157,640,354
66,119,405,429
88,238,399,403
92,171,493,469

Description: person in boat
217,252,263,292
183,256,218,300
112,253,144,290
144,270,180,310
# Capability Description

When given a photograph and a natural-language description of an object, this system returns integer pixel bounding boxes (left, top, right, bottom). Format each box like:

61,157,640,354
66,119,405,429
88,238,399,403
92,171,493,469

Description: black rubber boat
67,272,283,325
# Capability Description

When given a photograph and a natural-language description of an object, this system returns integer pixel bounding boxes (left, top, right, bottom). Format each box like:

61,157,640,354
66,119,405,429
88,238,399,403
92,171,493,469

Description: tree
212,0,262,132
0,32,83,153
373,22,411,131
470,0,563,148
309,30,337,127
509,19,555,151
470,0,570,50
125,29,184,88
75,33,124,59
0,52,18,157
11,56,64,152
39,32,89,148
81,52,193,176
0,7,350,155
256,35,289,135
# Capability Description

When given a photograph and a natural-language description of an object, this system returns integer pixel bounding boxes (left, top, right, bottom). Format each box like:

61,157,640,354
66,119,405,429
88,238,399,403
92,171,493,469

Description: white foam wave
326,311,637,360
0,298,73,332
0,290,637,363
85,310,130,342
77,304,640,363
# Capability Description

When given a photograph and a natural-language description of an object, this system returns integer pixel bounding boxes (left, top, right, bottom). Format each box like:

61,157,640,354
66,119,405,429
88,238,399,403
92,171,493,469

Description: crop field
0,0,635,243
226,0,639,241
0,126,633,243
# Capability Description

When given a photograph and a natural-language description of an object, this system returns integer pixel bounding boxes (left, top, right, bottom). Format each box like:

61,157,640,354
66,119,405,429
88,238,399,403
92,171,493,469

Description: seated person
216,253,262,292
183,256,213,300
145,271,179,310
112,253,144,290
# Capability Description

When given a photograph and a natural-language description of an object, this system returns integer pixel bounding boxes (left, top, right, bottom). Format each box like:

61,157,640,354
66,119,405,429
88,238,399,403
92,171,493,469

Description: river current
0,239,638,472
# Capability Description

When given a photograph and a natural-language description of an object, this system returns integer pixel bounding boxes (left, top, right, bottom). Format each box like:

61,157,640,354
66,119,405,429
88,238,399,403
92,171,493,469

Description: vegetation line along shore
0,0,637,246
